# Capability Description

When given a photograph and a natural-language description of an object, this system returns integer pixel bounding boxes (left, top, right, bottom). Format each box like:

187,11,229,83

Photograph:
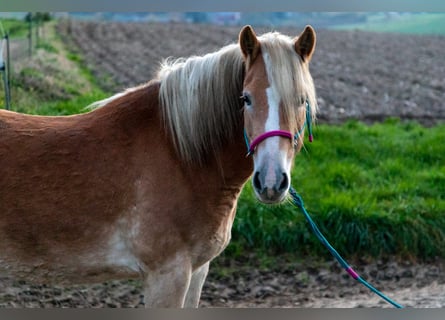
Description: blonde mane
157,31,317,165
157,44,245,165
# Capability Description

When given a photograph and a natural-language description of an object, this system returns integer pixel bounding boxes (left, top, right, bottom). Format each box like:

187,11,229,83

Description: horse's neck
184,129,253,216
215,131,253,187
114,81,252,197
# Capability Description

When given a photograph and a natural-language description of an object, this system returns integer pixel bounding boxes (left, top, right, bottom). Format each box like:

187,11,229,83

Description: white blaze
252,51,293,190
264,86,282,181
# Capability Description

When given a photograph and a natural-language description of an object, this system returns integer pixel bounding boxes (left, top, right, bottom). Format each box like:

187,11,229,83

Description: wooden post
1,35,11,110
28,12,32,57
5,34,10,109
2,70,10,110
0,38,3,71
35,15,40,47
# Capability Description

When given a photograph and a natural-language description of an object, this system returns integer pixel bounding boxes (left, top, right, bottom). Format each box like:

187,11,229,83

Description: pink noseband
247,130,293,156
244,101,313,156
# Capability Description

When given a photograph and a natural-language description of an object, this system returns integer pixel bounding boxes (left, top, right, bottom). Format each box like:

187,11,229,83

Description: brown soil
1,259,444,308
1,21,444,308
57,20,445,125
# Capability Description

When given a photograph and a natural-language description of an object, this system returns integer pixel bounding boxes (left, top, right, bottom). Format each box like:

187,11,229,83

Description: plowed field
58,20,445,125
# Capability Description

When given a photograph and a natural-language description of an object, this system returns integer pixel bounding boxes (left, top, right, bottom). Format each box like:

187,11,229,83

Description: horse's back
0,107,144,282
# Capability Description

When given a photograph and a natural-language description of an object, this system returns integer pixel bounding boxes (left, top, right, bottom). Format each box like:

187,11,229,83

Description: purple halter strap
247,130,293,156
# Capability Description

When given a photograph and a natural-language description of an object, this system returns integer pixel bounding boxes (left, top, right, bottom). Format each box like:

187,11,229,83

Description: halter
289,188,403,308
244,101,313,156
242,99,403,308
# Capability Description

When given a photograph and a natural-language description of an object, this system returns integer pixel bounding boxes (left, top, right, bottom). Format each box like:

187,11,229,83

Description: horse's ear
239,25,260,61
294,25,316,62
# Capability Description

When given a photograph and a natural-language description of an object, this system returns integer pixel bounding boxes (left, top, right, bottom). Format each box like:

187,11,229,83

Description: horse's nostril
278,173,289,192
253,171,262,191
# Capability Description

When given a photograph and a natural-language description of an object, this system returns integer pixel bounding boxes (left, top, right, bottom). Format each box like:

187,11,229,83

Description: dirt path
0,259,443,308
200,259,445,308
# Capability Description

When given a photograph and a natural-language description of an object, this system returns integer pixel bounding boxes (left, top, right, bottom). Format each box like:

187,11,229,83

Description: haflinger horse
0,25,317,307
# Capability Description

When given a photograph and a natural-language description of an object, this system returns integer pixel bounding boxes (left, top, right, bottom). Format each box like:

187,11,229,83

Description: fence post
1,35,11,110
2,71,10,110
28,12,32,57
4,34,10,110
35,16,40,47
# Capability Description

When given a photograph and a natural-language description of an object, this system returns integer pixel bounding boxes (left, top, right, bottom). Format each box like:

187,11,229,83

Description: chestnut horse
0,25,317,307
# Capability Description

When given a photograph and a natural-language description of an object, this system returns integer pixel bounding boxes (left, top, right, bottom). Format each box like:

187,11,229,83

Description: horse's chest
190,209,235,268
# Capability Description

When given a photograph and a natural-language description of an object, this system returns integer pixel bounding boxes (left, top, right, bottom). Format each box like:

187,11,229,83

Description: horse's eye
241,93,252,106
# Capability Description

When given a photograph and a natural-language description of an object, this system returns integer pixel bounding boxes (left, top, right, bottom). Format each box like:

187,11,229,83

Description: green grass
229,119,445,261
0,18,29,38
17,89,107,116
331,13,445,35
1,21,109,115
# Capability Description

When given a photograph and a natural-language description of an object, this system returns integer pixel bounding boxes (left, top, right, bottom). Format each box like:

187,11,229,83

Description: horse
0,25,317,307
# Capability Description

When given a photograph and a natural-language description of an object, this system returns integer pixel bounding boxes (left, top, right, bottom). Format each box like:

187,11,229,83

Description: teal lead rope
243,100,403,307
288,187,404,308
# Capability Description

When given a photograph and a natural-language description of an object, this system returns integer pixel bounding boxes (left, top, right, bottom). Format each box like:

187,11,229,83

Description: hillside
58,20,445,125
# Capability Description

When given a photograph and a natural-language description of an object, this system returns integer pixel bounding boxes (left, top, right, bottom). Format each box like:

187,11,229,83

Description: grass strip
231,119,445,261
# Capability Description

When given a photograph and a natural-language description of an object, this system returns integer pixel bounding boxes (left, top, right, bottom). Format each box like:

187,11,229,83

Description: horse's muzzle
252,169,290,203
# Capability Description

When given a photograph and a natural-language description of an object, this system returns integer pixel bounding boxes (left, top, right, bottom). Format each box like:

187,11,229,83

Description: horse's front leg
184,262,210,308
142,256,192,308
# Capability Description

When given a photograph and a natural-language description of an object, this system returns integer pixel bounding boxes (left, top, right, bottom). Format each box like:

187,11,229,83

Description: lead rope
244,101,403,308
288,187,403,308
